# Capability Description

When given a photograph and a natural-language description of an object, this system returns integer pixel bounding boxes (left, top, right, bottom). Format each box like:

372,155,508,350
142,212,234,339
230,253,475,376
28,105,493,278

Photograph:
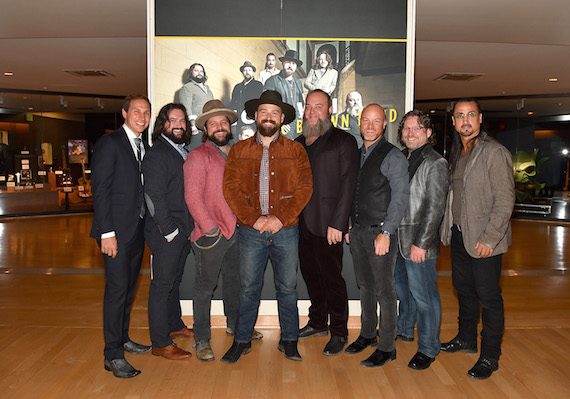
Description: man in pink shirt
184,100,262,362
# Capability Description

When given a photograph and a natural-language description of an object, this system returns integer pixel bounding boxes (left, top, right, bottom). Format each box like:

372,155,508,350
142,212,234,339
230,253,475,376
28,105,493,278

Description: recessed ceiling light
430,110,435,113
28,107,33,110
549,78,558,82
4,72,13,76
527,111,534,115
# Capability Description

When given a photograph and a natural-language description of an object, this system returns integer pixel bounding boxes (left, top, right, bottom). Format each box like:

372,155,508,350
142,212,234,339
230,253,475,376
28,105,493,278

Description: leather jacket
397,144,449,260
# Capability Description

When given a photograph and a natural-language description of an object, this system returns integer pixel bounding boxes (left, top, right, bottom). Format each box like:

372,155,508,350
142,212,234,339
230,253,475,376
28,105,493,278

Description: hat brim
195,109,238,130
278,57,303,67
245,97,297,125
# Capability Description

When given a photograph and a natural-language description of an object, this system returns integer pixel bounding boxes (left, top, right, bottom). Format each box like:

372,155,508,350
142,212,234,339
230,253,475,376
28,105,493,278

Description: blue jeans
234,225,300,342
395,252,442,358
349,225,398,352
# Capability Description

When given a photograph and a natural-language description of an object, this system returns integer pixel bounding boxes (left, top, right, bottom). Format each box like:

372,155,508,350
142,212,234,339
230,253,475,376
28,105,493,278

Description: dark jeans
191,231,240,342
395,252,442,358
349,225,398,352
234,225,300,342
148,232,190,348
102,217,145,360
451,226,504,361
299,219,348,337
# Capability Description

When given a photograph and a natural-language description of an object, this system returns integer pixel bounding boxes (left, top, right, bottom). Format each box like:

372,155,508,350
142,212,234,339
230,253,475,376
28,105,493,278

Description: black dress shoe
468,358,498,380
220,341,252,364
299,324,328,340
396,333,414,342
345,335,378,354
440,337,477,353
360,349,396,368
278,339,302,361
408,352,435,370
104,359,141,378
323,336,347,356
123,340,151,355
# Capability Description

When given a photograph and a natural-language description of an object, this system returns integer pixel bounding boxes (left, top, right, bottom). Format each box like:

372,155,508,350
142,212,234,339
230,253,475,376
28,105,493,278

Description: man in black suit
90,94,152,378
142,103,195,361
296,90,360,355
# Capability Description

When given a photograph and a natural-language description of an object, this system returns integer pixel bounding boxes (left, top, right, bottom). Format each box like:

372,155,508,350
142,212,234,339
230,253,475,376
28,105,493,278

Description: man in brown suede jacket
221,90,313,364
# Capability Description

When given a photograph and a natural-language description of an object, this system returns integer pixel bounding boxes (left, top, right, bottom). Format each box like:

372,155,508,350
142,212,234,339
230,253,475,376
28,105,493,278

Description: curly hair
397,110,436,147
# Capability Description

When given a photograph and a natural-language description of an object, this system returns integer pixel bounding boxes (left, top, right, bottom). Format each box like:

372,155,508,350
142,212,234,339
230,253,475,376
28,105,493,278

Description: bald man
345,104,409,368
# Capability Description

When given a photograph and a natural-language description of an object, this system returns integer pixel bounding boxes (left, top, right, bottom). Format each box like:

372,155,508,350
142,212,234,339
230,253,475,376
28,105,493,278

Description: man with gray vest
345,104,409,367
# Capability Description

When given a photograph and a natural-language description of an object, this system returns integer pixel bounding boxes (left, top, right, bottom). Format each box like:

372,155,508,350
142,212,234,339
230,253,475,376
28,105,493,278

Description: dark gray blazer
142,138,193,250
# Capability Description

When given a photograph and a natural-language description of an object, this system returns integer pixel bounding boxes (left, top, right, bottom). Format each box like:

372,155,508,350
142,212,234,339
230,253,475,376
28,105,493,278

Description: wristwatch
381,230,390,238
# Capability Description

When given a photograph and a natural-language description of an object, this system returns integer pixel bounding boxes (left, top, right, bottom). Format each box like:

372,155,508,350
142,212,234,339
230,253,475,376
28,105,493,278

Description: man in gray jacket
440,99,515,380
395,110,449,370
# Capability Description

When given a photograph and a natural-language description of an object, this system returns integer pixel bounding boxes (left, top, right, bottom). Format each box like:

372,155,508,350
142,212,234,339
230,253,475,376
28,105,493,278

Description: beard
164,128,190,144
191,75,206,84
207,128,232,146
347,105,361,117
257,119,281,137
302,117,332,138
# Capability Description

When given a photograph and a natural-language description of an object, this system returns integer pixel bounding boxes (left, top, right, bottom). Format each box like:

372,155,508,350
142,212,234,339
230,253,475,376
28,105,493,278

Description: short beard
207,129,232,146
302,117,332,138
191,76,206,84
164,129,190,145
257,120,281,137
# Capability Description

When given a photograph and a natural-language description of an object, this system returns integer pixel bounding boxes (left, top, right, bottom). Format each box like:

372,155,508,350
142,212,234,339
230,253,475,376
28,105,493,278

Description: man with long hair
143,103,194,360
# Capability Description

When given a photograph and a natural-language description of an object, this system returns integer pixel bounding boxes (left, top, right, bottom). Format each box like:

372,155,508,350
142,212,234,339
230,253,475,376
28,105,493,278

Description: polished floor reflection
0,214,568,398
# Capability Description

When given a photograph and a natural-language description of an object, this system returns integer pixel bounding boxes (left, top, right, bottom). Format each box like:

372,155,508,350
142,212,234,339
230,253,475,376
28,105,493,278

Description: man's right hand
101,236,118,258
253,216,268,232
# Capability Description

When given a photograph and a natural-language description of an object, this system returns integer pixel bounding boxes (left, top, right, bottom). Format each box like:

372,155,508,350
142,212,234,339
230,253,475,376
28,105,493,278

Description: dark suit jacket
90,127,146,244
296,127,359,236
142,138,194,250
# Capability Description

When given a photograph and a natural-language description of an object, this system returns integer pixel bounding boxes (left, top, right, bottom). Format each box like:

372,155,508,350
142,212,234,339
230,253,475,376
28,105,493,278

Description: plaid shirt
257,132,279,215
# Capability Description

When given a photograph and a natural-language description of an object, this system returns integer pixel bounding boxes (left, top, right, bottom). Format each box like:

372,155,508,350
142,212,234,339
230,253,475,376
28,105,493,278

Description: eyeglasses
403,126,426,132
454,111,478,119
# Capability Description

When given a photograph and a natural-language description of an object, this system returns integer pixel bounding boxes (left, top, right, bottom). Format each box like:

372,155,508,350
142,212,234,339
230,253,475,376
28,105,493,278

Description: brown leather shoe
152,343,192,360
169,327,194,338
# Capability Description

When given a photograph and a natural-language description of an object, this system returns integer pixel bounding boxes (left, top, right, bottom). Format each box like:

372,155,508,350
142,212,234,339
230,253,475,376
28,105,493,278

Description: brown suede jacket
223,133,313,229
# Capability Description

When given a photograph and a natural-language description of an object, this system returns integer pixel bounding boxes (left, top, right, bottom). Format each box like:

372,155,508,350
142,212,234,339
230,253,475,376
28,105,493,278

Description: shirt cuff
101,231,116,239
165,228,179,241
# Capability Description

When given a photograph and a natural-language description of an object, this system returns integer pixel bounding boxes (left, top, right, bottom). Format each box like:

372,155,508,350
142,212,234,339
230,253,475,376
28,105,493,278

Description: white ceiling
1,0,569,116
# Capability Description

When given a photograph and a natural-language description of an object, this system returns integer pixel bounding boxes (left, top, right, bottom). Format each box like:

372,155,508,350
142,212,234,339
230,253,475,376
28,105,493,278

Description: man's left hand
327,227,343,245
374,234,390,256
475,241,494,258
410,245,426,263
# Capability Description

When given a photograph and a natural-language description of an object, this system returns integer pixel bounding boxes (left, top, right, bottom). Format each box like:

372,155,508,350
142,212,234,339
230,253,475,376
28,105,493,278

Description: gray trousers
349,225,398,352
191,231,240,341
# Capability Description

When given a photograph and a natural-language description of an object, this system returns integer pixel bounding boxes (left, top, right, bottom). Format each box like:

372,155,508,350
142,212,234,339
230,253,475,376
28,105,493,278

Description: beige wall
154,38,287,113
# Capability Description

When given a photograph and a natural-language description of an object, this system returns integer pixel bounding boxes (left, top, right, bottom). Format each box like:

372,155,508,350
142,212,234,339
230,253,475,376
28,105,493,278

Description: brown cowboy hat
278,50,303,67
195,99,238,130
245,90,296,125
239,61,256,73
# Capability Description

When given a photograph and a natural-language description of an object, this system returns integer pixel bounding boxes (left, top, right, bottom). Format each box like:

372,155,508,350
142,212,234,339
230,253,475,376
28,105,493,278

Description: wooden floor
0,215,569,398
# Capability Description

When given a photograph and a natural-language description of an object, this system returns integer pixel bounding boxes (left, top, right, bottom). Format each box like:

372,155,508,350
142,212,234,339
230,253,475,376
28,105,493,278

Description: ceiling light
430,110,435,113
63,69,115,77
4,72,13,76
435,73,484,81
549,78,558,82
527,111,534,115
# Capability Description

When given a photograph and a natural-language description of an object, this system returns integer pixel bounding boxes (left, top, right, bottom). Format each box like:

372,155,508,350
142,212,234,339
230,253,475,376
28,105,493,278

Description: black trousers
148,232,191,348
102,218,145,361
298,219,348,337
451,226,504,361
